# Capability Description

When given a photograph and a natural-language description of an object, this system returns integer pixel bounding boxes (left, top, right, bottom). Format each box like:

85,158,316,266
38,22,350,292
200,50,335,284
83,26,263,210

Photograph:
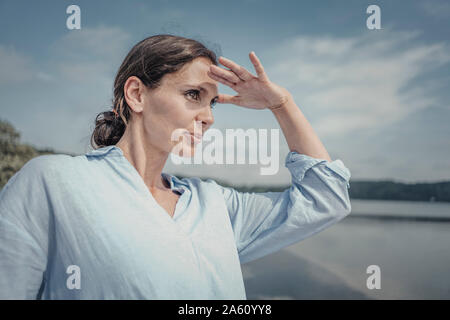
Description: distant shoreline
347,214,450,222
193,176,450,203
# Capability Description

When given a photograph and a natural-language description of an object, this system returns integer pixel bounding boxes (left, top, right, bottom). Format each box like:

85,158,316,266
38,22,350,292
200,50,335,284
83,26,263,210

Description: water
241,199,450,299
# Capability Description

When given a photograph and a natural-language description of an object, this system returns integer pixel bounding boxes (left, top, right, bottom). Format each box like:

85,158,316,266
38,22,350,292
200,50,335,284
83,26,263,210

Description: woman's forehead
168,73,218,94
178,58,215,81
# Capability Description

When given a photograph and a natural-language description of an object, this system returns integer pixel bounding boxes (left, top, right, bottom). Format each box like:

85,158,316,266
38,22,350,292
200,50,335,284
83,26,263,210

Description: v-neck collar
86,145,191,223
86,145,188,193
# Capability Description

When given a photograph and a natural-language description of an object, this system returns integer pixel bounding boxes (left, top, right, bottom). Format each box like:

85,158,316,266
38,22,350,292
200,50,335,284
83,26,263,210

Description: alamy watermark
169,121,280,175
366,5,381,30
66,265,81,290
366,264,381,290
66,5,81,30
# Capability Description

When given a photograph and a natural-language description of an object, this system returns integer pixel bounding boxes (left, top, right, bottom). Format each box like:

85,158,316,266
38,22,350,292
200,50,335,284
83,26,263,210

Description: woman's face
137,57,219,157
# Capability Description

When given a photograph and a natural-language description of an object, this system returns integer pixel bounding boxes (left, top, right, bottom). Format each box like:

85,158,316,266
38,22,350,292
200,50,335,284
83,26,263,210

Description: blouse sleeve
0,156,51,299
213,151,352,265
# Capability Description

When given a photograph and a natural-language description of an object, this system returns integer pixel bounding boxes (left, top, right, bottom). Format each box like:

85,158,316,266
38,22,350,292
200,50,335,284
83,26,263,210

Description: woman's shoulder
22,153,75,173
8,154,79,187
0,154,77,206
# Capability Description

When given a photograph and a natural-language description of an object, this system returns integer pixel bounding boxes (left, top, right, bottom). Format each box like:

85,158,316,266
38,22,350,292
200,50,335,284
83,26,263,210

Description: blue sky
1,0,449,185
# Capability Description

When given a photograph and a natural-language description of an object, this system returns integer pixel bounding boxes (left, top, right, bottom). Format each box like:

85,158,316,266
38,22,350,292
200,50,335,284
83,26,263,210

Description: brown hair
90,34,219,149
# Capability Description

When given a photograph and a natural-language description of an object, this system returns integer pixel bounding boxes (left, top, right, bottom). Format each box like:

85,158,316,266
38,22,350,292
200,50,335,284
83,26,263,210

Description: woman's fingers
207,70,237,88
218,56,254,81
249,51,269,82
209,65,240,84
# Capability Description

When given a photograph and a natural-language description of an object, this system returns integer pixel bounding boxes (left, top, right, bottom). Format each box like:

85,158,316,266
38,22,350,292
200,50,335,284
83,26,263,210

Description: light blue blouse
0,145,351,299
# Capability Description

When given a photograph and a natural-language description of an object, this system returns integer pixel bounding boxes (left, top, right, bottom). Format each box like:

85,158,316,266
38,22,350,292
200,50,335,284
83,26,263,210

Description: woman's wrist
268,93,293,113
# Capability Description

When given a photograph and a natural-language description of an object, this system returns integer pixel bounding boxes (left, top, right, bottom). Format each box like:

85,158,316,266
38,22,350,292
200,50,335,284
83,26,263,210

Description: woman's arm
270,95,332,162
208,51,351,264
0,157,50,299
211,151,351,264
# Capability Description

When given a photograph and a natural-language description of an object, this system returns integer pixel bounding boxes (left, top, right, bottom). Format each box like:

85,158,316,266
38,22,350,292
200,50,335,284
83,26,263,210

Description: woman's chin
173,142,200,158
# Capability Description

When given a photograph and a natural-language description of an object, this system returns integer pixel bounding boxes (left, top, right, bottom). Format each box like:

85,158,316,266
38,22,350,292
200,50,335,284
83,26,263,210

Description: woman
0,34,351,299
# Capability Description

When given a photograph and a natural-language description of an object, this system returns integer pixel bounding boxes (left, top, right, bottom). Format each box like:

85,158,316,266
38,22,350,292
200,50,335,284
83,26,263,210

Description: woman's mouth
183,131,202,144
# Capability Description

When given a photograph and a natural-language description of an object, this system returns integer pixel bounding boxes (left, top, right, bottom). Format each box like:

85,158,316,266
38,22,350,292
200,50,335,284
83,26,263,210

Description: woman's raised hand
207,52,292,110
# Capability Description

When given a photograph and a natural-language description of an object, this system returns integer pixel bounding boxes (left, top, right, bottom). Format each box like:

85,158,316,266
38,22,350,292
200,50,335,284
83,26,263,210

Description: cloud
49,25,132,84
0,45,34,84
265,28,450,137
50,25,132,61
420,0,450,19
0,25,134,154
0,25,132,86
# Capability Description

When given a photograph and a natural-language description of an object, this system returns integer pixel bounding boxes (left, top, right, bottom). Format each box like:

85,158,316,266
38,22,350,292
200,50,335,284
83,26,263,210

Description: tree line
207,178,450,203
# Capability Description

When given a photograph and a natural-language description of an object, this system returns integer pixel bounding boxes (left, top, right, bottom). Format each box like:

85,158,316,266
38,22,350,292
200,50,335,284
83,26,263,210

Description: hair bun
102,110,118,123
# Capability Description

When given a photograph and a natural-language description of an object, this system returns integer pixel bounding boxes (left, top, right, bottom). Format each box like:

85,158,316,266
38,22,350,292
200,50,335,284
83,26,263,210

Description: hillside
0,118,64,188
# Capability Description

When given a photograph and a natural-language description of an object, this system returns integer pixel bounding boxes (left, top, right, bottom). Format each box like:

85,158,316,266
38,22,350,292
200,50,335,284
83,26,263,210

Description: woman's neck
116,123,170,191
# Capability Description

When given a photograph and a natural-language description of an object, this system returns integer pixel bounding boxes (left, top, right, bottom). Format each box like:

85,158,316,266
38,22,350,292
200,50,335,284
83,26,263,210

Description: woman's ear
124,76,145,113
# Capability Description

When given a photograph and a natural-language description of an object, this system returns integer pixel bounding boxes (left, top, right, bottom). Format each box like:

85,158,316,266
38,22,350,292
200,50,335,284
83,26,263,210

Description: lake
241,199,450,299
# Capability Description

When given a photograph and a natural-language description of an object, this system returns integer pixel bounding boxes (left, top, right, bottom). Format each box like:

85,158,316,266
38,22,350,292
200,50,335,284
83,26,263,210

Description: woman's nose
198,105,214,127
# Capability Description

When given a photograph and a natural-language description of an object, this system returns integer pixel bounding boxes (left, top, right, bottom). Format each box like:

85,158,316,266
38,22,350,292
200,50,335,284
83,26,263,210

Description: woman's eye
186,90,200,100
210,98,218,109
186,90,216,110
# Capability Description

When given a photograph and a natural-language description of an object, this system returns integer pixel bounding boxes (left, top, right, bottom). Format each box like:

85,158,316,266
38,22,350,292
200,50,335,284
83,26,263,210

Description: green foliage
0,118,56,189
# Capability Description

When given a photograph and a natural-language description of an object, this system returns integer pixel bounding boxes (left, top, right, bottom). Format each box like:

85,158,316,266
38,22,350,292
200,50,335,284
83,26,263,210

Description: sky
0,0,449,185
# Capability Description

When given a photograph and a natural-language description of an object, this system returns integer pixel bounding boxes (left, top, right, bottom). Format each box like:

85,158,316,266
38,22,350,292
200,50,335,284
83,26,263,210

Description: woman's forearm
270,94,332,162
